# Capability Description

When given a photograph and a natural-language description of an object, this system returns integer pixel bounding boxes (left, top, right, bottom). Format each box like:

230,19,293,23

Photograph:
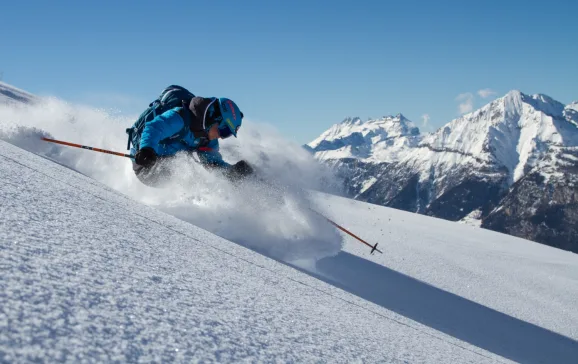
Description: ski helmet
216,98,243,139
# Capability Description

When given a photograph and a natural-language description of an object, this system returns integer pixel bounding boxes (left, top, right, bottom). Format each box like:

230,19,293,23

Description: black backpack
126,85,195,152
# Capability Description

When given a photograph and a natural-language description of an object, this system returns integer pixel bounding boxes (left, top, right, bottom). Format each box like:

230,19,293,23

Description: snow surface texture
0,94,342,262
2,84,578,362
459,209,483,227
312,193,578,363
1,140,511,363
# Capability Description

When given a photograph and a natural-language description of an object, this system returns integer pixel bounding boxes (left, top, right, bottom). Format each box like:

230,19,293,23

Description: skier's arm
198,140,254,181
139,109,185,154
197,139,231,169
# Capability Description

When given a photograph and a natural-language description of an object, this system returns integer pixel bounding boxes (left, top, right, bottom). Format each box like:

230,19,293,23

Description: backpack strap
126,127,133,150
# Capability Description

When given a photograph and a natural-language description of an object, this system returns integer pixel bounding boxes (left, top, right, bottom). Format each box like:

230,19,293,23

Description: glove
135,147,157,167
226,160,254,181
196,137,209,147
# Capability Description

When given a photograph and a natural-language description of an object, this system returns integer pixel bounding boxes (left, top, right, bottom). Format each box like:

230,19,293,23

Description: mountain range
307,90,578,253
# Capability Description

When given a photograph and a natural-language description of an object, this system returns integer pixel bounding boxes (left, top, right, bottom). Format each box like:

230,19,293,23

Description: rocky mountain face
483,147,578,252
308,91,578,253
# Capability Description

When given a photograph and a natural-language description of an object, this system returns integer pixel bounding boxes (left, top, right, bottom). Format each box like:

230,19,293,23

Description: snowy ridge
527,145,578,184
0,81,38,105
307,114,421,162
565,101,578,127
417,90,578,183
311,90,578,184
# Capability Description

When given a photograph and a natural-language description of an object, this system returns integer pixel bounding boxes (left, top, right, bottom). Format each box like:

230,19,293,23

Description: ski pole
41,137,134,158
310,209,382,254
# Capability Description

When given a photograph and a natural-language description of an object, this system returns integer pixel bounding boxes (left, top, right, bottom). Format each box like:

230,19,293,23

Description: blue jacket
138,108,230,167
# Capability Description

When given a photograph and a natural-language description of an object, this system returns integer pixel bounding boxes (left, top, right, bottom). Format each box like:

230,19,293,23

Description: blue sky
2,0,577,144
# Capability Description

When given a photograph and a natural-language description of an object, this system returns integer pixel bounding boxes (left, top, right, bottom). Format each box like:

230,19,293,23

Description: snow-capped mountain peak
418,90,578,183
337,117,361,127
525,92,565,118
499,90,562,117
565,101,578,127
309,91,577,176
307,90,578,246
501,89,524,119
307,113,420,162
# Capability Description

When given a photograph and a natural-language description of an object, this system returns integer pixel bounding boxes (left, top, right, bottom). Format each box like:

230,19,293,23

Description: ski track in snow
1,140,509,363
2,92,578,362
312,193,578,363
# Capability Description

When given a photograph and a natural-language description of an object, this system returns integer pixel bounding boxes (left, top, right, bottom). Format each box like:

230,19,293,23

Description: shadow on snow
300,251,578,364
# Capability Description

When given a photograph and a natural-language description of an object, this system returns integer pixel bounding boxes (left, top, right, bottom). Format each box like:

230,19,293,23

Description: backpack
126,85,195,152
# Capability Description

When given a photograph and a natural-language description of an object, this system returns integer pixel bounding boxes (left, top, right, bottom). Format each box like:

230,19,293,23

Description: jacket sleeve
139,109,185,154
197,139,231,168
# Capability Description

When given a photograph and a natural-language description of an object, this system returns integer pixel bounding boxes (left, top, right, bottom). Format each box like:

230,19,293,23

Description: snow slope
0,88,343,262
312,193,578,364
1,140,510,363
314,193,578,339
2,83,578,362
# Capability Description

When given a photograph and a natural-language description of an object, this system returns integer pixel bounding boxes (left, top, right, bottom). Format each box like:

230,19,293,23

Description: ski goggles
218,118,240,139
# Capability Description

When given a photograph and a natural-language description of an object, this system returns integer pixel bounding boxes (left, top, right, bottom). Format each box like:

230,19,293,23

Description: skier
128,87,253,187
